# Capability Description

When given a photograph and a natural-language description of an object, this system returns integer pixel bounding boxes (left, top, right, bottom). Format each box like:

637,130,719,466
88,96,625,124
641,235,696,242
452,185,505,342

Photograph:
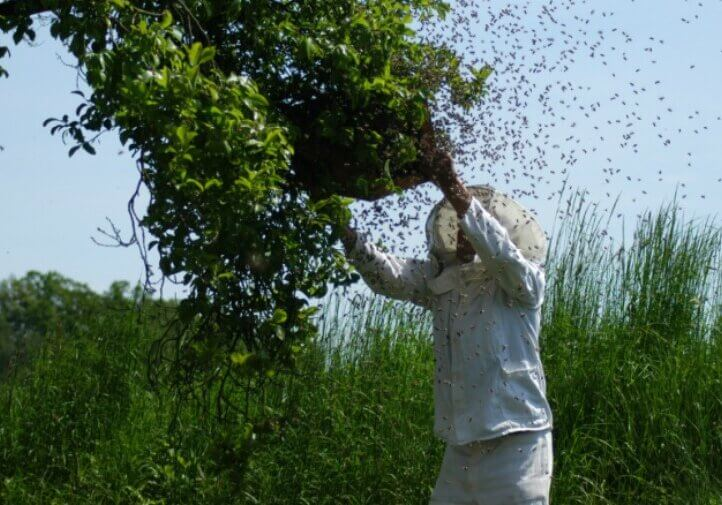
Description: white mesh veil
425,185,548,267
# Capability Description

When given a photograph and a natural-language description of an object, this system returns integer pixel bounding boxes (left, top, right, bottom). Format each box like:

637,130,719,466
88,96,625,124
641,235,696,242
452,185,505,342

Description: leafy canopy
0,0,489,436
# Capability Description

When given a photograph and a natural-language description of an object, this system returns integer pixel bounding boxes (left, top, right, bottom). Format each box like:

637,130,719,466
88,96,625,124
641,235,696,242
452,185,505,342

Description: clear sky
0,23,158,295
0,1,720,298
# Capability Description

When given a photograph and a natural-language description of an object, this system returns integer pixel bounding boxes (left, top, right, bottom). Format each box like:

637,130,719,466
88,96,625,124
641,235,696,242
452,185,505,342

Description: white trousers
430,429,553,505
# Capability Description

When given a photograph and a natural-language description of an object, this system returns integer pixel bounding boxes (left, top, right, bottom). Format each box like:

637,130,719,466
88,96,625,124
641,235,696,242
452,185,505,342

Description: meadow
0,192,720,504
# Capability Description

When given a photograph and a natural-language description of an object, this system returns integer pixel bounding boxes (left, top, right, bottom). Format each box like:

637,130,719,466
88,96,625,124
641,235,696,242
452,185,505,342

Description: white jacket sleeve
458,197,546,308
347,232,435,309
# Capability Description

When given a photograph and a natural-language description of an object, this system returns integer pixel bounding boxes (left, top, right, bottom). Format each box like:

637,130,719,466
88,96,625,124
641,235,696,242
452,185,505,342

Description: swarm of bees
349,0,719,263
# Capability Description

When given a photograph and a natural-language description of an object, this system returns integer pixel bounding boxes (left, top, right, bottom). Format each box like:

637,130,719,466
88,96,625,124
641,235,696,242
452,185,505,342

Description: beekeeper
341,153,554,504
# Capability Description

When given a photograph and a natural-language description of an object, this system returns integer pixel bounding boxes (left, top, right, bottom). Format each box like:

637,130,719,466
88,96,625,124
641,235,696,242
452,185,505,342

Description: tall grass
541,193,722,504
243,295,437,505
0,194,720,504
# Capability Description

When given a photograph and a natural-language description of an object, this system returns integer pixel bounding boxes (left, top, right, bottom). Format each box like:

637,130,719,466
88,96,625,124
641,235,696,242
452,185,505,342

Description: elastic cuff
346,230,371,265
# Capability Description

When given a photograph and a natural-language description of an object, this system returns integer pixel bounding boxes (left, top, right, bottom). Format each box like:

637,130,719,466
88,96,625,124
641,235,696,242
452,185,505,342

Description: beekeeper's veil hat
425,184,547,268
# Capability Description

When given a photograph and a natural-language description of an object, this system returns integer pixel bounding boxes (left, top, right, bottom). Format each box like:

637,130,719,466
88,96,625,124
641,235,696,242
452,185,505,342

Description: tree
0,0,489,460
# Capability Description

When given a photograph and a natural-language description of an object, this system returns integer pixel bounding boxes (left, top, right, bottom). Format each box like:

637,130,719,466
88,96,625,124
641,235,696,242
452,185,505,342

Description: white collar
427,259,490,295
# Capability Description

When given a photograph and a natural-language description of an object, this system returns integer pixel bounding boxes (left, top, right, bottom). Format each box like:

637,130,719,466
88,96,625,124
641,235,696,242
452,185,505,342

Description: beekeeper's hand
432,157,472,217
418,112,472,217
341,225,357,254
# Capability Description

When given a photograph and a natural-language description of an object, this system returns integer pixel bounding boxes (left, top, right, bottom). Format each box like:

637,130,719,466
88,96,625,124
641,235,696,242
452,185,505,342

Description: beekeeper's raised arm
341,227,435,309
419,128,545,308
458,195,545,308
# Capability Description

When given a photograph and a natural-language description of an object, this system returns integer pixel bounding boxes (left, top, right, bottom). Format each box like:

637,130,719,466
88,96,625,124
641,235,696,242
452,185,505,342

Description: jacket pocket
497,364,548,422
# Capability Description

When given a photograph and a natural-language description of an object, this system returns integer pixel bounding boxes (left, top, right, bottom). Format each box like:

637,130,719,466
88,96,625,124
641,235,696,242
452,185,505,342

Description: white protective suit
347,185,554,504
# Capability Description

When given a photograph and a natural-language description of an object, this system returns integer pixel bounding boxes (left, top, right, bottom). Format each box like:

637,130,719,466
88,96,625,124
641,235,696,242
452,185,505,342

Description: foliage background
0,194,720,504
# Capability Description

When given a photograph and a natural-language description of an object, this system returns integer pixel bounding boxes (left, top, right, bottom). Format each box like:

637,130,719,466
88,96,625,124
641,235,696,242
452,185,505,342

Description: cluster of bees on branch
350,0,719,264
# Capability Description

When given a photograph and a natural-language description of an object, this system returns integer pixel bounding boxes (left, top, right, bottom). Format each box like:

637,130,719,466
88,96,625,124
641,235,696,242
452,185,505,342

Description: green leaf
174,125,197,145
473,64,494,81
12,28,24,45
199,47,216,65
302,37,320,61
204,178,222,190
274,325,285,341
271,308,287,325
184,178,204,191
185,64,200,82
230,352,254,366
187,42,203,66
160,10,173,29
216,272,234,281
351,15,370,29
169,27,183,41
156,67,169,88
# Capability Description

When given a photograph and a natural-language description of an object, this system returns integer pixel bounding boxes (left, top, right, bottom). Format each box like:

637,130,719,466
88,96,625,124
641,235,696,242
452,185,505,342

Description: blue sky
0,25,155,295
1,1,720,297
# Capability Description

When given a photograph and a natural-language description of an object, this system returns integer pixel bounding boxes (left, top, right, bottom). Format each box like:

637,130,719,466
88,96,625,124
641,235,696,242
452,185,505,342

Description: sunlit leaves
0,0,490,469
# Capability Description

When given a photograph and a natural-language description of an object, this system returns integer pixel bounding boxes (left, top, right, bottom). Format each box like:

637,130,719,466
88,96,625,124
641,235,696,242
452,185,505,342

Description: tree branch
0,0,63,18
